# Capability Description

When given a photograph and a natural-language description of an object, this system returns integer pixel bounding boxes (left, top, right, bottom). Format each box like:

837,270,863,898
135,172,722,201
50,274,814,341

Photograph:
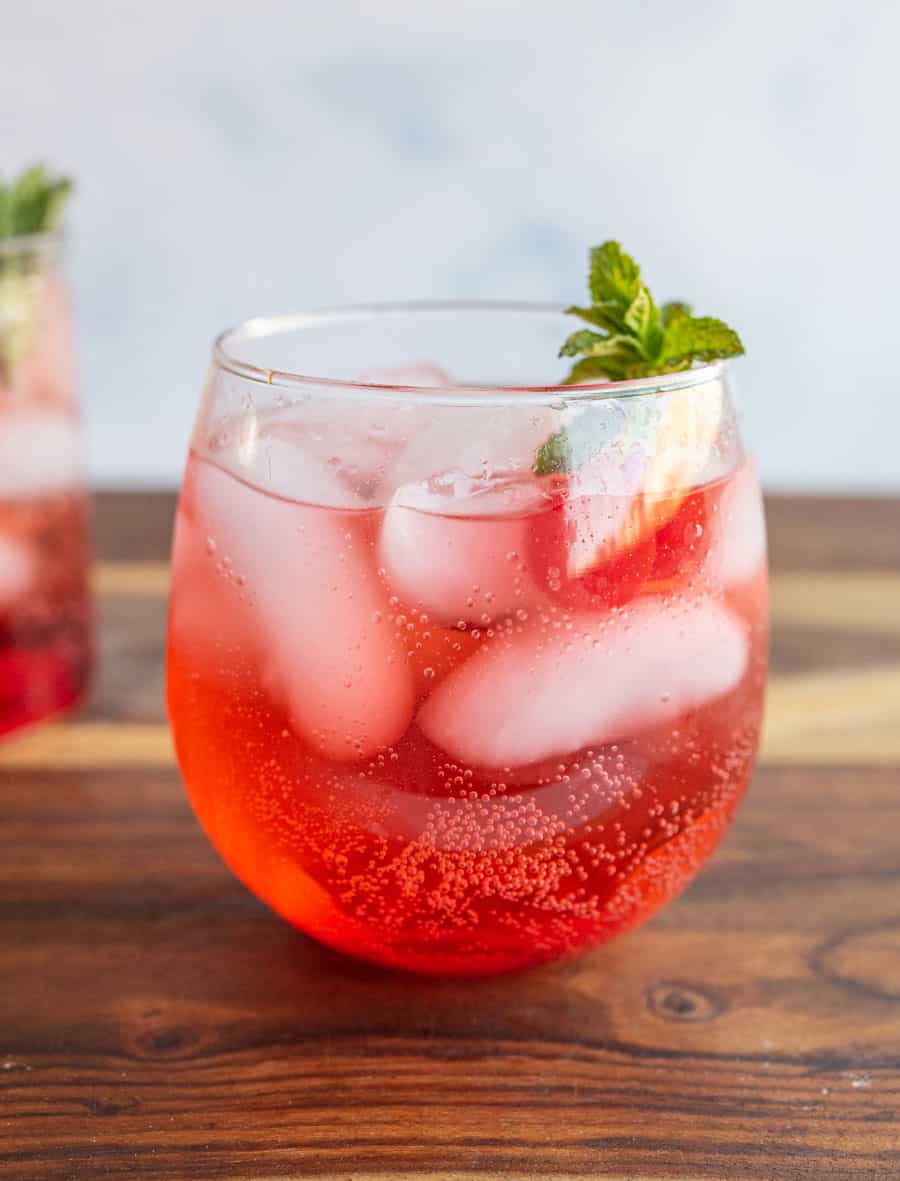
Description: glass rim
212,301,727,407
0,228,63,261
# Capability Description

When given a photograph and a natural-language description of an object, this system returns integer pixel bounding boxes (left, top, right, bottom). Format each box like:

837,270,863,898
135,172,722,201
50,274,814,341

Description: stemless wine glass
0,230,92,736
167,304,768,975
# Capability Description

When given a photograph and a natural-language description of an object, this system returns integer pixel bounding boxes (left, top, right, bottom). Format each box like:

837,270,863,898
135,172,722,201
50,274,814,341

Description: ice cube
0,534,32,609
418,596,748,768
378,400,558,622
379,475,552,623
0,410,83,498
264,359,452,500
214,426,371,509
707,459,766,587
168,500,262,681
193,456,415,760
209,395,433,508
391,403,556,489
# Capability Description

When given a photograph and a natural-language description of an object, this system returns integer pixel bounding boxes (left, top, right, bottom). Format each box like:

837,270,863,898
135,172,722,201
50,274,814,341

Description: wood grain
2,492,899,1180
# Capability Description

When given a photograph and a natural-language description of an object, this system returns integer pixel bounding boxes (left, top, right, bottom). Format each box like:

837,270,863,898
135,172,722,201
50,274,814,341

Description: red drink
0,485,91,736
0,246,92,736
168,370,767,973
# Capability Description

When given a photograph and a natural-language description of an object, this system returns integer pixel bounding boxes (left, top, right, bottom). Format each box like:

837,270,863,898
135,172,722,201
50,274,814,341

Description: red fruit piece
650,484,715,584
578,532,657,607
529,486,656,610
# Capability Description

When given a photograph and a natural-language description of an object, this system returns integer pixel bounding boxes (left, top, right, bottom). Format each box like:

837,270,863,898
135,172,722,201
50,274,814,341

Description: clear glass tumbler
167,304,768,975
0,231,92,737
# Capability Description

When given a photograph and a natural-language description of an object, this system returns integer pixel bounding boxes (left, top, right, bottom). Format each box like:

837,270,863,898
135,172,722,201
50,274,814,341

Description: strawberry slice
649,481,717,584
572,381,722,570
531,379,723,605
530,490,657,610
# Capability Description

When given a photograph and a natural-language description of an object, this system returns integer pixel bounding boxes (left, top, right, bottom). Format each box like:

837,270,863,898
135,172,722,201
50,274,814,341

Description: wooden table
3,493,900,1180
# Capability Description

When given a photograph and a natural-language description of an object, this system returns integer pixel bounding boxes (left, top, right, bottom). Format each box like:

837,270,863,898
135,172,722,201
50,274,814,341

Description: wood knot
646,980,728,1022
128,1013,203,1060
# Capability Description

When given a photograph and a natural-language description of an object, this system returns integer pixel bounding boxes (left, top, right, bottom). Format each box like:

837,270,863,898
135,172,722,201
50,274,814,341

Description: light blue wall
4,0,898,488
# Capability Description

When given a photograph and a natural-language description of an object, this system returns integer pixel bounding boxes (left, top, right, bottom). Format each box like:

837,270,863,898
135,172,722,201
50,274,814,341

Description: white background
3,0,898,489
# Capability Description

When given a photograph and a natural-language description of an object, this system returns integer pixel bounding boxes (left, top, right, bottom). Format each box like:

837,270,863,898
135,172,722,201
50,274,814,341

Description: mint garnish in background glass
0,164,74,383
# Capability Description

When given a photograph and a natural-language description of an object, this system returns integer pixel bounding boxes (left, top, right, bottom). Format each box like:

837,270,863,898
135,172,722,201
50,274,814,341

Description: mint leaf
533,431,569,475
559,328,605,358
661,315,744,367
0,163,73,240
589,241,641,309
578,243,665,375
661,300,692,328
562,355,627,385
10,165,52,235
563,336,644,384
623,286,663,358
40,177,73,233
565,303,628,335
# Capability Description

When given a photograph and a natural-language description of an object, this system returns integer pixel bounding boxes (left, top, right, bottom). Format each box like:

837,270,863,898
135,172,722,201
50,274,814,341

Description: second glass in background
0,228,92,735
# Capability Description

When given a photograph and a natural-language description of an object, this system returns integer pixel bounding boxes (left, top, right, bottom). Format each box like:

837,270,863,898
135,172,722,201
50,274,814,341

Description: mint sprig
0,164,73,241
558,242,743,385
534,241,744,475
0,165,74,385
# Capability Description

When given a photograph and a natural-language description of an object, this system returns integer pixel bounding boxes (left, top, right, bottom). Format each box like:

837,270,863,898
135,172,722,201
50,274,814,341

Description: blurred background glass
1,0,897,491
0,224,93,735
